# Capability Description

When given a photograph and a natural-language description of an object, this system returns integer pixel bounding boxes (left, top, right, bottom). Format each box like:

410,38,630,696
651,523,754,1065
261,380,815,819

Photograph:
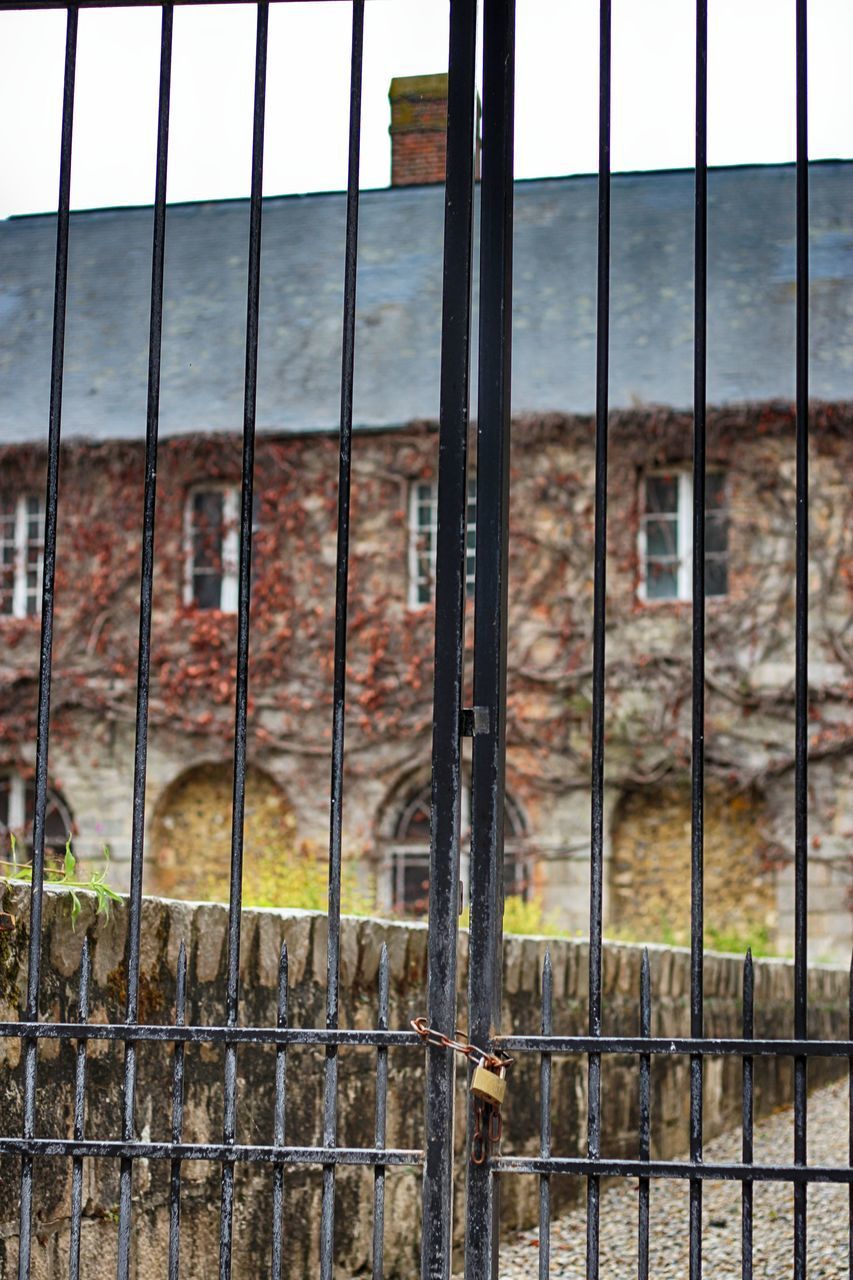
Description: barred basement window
0,495,45,619
184,487,260,613
0,773,74,862
408,478,477,607
639,470,728,602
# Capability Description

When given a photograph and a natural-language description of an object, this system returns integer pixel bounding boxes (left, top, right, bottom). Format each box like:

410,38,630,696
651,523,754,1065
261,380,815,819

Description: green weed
1,833,121,929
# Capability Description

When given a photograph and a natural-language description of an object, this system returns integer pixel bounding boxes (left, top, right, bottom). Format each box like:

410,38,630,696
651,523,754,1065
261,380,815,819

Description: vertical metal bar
271,942,288,1279
18,11,77,1277
420,0,478,1274
168,940,187,1280
793,2,809,1276
741,950,754,1280
219,6,268,1275
689,3,708,1278
372,943,389,1280
585,2,611,1275
638,949,651,1280
464,0,515,1274
321,5,364,1273
116,9,173,1271
68,939,90,1280
848,953,852,1280
538,952,553,1280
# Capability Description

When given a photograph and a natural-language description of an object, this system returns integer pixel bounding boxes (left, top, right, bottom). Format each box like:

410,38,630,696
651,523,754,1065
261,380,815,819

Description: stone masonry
0,884,847,1277
1,405,849,959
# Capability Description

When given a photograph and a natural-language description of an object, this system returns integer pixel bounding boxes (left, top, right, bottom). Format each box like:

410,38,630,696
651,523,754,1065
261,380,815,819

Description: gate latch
461,706,490,737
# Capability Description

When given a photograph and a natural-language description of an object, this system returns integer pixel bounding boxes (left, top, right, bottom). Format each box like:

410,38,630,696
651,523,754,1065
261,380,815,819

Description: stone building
0,79,851,958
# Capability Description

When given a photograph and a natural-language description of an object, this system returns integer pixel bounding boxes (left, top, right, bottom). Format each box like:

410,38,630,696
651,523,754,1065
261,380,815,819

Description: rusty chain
470,1096,504,1165
411,1018,511,1164
410,1017,513,1071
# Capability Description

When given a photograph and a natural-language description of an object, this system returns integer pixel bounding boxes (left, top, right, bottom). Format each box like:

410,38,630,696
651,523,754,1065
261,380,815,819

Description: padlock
471,1058,507,1108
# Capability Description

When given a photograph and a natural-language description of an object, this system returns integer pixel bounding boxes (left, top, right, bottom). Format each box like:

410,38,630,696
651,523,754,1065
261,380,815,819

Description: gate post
420,1,479,1278
465,0,516,1275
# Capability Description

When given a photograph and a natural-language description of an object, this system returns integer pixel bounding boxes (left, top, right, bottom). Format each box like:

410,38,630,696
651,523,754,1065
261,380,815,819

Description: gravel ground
490,1080,850,1279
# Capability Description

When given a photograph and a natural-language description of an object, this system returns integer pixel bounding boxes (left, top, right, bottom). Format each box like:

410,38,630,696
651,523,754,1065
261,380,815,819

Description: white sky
0,0,850,219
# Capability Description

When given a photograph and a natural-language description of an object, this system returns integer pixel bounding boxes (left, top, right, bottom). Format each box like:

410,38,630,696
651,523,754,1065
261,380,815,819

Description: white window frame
0,772,74,860
407,478,476,609
387,781,529,915
184,485,240,613
3,774,26,833
1,495,44,620
638,469,727,604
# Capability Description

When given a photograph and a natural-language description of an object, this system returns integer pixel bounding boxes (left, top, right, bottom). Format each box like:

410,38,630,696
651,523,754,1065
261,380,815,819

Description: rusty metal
411,1017,512,1073
471,1100,487,1167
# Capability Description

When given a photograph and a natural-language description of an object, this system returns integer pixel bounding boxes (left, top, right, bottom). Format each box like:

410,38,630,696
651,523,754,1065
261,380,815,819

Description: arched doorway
149,762,295,902
609,784,778,948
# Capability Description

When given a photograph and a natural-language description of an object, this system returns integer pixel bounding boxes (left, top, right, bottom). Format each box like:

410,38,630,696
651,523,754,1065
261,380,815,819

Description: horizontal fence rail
492,1159,853,1186
0,1023,425,1046
1,1023,851,1058
496,1036,853,1060
0,1141,423,1167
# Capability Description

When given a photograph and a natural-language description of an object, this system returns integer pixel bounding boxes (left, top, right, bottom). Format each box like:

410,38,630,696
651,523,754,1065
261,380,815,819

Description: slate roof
1,162,851,443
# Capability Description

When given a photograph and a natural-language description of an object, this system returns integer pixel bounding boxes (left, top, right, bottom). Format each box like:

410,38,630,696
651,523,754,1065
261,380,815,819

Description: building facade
1,81,851,957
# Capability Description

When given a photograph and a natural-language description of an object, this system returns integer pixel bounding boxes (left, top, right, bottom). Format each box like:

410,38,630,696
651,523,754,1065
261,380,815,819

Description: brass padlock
471,1058,507,1108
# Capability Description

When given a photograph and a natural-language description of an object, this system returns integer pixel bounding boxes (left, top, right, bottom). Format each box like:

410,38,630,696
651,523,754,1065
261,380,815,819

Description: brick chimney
389,73,480,187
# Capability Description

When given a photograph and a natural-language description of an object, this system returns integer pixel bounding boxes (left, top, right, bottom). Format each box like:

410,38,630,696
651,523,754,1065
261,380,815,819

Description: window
389,786,432,916
408,478,477,607
0,774,73,863
184,487,260,613
389,781,529,916
0,495,45,619
639,470,727,602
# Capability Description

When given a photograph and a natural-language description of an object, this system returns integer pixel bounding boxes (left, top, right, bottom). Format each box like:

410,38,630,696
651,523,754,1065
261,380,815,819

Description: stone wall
0,884,847,1278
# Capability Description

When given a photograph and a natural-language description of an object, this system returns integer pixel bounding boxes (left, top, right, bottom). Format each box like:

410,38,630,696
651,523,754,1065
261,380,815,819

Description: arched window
0,774,74,863
389,782,530,916
503,792,530,899
390,787,432,915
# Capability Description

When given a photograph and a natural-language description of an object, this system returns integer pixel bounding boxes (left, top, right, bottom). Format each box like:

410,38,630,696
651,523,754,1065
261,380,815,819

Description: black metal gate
0,1,848,1278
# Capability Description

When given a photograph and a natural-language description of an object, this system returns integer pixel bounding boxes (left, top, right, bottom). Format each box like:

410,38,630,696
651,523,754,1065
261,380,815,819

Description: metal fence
0,3,426,1278
0,1,849,1279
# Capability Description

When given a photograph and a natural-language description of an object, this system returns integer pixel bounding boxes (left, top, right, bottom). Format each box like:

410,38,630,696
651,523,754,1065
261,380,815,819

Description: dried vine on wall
0,404,850,830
